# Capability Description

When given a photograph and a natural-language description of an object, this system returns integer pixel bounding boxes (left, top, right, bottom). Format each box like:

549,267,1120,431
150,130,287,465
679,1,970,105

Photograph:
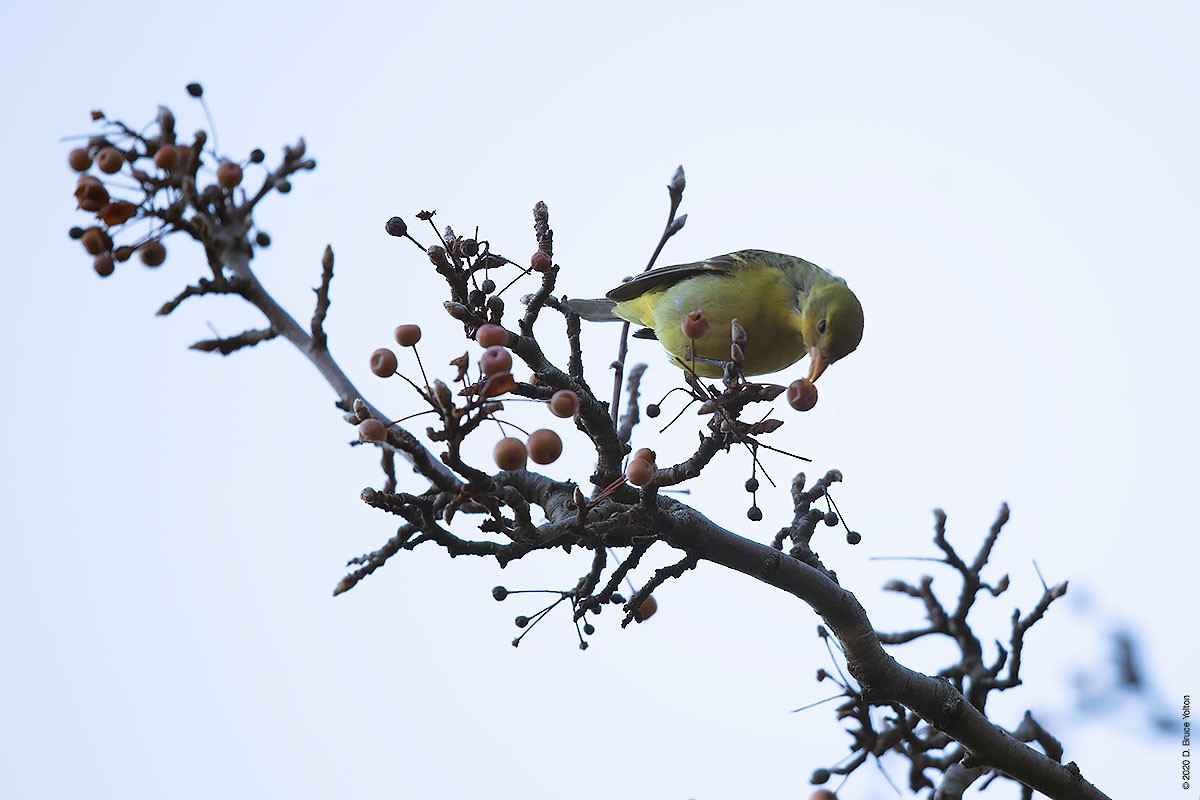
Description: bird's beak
806,345,828,384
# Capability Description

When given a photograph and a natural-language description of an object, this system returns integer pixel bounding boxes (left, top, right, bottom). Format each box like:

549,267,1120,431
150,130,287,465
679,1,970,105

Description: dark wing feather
605,252,753,302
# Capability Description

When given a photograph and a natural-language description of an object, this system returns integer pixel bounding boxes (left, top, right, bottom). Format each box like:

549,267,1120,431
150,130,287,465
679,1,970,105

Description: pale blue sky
3,3,1196,798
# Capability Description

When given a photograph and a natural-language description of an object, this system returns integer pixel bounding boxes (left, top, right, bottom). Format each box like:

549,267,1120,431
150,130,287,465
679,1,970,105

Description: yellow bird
569,250,863,380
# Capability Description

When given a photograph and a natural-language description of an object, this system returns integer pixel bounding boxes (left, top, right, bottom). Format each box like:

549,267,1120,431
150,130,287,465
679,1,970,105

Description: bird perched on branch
567,249,863,380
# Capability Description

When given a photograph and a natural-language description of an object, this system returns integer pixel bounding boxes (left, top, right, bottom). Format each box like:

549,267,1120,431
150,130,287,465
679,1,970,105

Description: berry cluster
65,85,309,280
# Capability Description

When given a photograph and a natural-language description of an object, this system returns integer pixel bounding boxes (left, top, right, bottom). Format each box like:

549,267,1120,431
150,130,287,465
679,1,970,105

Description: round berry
369,348,398,378
810,769,831,786
113,245,134,262
249,148,265,163
491,586,508,601
787,378,818,412
95,147,124,174
633,448,656,464
810,791,837,800
747,506,763,522
625,458,655,487
186,82,204,97
476,324,507,348
138,239,167,267
514,615,529,628
548,389,580,418
583,623,595,635
80,226,110,256
846,531,862,545
681,308,709,340
357,418,387,443
68,148,92,172
493,437,528,471
744,477,759,493
636,595,658,622
646,403,660,418
393,324,422,347
93,252,115,277
824,511,838,526
217,161,243,189
480,278,495,294
153,145,180,172
480,345,513,376
527,429,563,465
460,238,479,257
530,250,552,272
255,232,271,247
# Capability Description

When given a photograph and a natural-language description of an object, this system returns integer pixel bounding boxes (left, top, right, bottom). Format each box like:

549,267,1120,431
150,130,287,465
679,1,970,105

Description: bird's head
799,280,864,383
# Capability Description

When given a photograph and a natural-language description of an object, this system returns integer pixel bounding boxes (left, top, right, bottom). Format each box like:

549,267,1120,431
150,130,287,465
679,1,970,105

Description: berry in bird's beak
807,345,828,383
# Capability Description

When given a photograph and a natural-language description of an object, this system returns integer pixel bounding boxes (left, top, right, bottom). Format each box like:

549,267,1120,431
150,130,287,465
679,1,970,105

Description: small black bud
514,615,529,628
385,217,408,237
255,231,271,247
186,82,204,97
249,148,265,163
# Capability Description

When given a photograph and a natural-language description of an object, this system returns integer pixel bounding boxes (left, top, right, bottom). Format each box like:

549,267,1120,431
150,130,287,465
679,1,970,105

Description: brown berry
681,307,709,340
74,175,109,212
113,246,134,262
217,161,243,189
527,429,563,465
154,145,180,172
93,252,115,277
480,345,513,376
370,348,398,378
809,792,837,800
138,239,166,267
787,378,818,412
481,372,515,398
68,148,92,172
358,418,387,443
625,458,654,487
394,324,422,347
493,437,528,471
530,250,552,272
476,323,507,348
633,447,656,464
97,201,137,226
80,226,111,256
95,147,124,174
548,390,579,418
636,595,658,622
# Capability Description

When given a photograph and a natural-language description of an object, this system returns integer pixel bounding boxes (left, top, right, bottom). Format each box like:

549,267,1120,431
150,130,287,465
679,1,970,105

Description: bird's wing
605,252,753,303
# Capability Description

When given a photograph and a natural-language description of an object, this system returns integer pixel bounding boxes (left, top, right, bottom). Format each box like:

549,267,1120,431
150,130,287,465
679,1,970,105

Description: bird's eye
817,319,827,335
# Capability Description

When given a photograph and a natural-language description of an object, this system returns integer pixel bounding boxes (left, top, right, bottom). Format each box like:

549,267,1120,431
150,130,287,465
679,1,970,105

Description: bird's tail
563,297,620,322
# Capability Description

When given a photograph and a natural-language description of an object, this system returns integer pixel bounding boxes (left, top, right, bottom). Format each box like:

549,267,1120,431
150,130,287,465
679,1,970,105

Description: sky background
3,2,1196,799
